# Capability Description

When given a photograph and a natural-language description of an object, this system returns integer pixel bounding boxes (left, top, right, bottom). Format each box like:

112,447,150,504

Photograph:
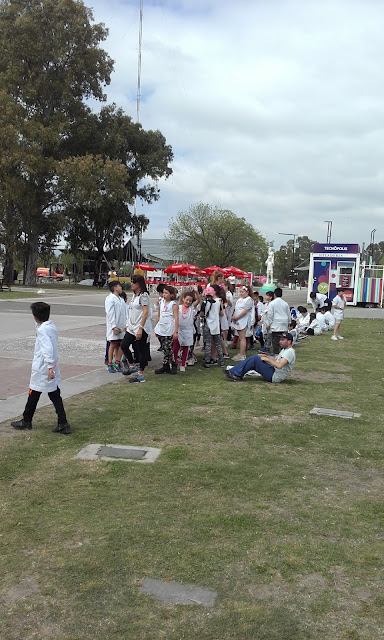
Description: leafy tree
165,203,267,271
58,105,173,282
273,235,317,283
0,0,113,284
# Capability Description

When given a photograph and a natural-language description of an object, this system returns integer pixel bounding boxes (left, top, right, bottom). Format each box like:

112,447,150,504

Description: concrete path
0,291,162,424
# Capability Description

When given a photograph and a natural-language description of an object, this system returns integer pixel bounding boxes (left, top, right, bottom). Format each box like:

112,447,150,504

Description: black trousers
271,331,284,354
23,388,67,424
121,329,148,371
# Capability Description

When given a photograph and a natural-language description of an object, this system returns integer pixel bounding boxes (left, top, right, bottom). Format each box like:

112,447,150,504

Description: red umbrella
201,266,224,275
135,263,156,271
178,266,199,276
223,266,246,277
164,263,185,274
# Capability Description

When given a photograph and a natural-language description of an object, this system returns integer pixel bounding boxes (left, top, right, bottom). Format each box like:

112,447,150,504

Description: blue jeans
230,354,274,382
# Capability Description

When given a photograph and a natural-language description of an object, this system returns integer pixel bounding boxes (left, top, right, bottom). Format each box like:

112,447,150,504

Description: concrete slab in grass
310,407,361,419
140,578,217,606
74,443,161,463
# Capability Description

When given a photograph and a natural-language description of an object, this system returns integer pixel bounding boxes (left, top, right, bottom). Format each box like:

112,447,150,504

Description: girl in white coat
173,286,200,371
11,302,71,434
231,285,254,361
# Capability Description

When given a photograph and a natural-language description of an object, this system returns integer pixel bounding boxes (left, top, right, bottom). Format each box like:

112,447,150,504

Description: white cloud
88,0,384,247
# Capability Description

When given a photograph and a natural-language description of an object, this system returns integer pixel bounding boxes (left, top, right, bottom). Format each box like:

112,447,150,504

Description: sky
88,0,384,249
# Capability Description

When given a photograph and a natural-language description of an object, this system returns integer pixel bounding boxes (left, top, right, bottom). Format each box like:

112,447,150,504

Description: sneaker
129,373,146,383
224,369,243,382
223,354,230,359
122,364,140,376
232,354,246,361
337,336,344,340
107,364,116,373
52,422,72,434
209,358,218,365
202,361,211,368
180,365,186,372
113,363,122,372
186,358,195,366
11,419,32,430
244,370,262,377
331,335,338,341
226,365,234,370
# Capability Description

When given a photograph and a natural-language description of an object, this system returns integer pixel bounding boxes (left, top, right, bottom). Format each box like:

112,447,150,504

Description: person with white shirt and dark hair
266,287,290,354
309,291,330,310
321,306,335,331
331,288,346,340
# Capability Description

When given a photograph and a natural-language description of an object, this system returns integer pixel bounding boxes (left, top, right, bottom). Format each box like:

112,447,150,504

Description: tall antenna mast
134,0,144,261
136,0,143,124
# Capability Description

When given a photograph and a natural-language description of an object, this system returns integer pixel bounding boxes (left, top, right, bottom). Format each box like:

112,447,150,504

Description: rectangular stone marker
96,446,147,460
140,578,217,607
75,444,161,463
310,407,361,419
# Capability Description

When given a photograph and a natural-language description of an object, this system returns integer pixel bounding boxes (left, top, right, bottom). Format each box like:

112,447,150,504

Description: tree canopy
165,203,267,271
0,0,173,284
273,235,317,282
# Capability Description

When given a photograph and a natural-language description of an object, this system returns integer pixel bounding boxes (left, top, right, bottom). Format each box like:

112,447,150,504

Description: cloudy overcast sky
89,0,384,248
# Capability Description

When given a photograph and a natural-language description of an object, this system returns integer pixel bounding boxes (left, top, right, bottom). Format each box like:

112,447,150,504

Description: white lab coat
105,293,127,341
29,320,61,393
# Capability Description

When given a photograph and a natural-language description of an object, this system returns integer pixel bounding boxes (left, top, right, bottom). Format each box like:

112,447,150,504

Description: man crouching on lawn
224,332,296,383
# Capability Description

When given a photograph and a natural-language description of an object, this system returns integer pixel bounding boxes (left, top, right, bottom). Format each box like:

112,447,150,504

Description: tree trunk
25,235,39,285
2,252,14,285
93,250,103,286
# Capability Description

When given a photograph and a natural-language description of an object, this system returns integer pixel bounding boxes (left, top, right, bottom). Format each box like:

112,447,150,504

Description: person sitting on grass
304,312,322,336
224,332,295,383
11,301,71,434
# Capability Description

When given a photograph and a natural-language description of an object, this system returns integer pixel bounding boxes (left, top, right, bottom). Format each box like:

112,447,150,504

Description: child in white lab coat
11,302,71,434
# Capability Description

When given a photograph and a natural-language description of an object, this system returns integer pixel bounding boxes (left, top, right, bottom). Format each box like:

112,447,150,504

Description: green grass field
0,318,383,639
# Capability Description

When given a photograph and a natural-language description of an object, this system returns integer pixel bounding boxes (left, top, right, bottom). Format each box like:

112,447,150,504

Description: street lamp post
324,220,332,243
279,232,297,283
370,229,376,264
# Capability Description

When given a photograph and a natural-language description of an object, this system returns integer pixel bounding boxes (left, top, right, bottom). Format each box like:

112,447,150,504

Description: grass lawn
0,318,383,639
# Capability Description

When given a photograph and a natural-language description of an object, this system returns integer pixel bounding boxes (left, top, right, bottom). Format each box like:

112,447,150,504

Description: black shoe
11,419,32,430
202,361,211,368
52,422,72,435
224,369,243,382
209,358,218,365
155,364,169,374
169,364,177,375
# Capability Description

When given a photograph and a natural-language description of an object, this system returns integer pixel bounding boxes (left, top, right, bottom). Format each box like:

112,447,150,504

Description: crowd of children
103,274,347,383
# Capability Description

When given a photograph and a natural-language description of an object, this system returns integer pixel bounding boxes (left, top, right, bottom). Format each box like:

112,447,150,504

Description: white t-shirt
204,298,221,335
307,318,322,335
232,296,253,330
316,311,327,332
324,310,335,329
272,347,296,383
127,292,152,335
178,305,196,346
311,293,328,310
154,299,177,336
332,295,345,320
